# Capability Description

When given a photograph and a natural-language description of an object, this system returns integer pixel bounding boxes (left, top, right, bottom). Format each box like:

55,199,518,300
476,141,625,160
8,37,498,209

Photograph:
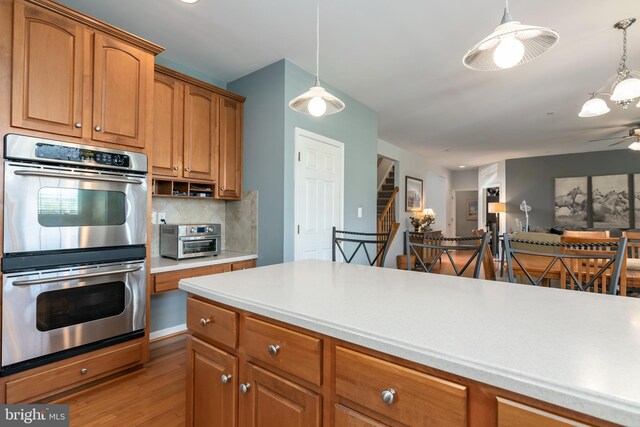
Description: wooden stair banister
377,186,400,266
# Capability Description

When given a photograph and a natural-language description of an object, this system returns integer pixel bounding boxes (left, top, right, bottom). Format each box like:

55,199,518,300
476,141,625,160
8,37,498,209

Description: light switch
151,211,157,224
357,206,363,218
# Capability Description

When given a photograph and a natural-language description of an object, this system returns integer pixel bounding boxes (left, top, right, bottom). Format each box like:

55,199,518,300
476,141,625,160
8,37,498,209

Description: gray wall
230,59,378,265
505,149,640,230
456,190,478,236
451,169,478,190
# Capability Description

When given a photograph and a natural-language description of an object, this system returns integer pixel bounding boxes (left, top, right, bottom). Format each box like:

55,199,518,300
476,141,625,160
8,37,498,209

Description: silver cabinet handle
200,318,211,326
381,389,396,405
185,167,191,172
173,165,179,170
75,122,83,128
267,344,280,356
81,368,88,375
220,186,225,191
95,125,102,132
13,265,142,286
239,383,251,394
220,374,232,384
14,170,144,185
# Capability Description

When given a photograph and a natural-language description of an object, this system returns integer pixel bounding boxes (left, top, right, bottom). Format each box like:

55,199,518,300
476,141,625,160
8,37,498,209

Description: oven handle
13,170,145,185
12,265,143,286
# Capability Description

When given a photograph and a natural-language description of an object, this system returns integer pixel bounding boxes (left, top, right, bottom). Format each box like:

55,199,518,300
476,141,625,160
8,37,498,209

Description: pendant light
463,0,559,71
289,0,345,117
579,18,640,117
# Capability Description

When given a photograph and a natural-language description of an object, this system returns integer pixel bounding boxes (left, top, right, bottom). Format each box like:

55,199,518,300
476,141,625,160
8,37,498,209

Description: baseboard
150,323,187,342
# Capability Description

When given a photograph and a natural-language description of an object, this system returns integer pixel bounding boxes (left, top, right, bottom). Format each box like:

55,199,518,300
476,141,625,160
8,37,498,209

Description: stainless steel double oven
2,134,148,375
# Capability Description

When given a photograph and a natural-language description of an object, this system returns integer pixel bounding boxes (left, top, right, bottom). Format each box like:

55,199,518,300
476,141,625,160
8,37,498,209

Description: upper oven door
3,161,148,254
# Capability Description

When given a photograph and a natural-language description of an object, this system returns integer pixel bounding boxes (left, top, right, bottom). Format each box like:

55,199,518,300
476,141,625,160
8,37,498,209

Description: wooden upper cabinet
10,0,162,150
11,1,84,137
92,34,148,148
152,73,183,177
217,97,243,200
183,84,218,181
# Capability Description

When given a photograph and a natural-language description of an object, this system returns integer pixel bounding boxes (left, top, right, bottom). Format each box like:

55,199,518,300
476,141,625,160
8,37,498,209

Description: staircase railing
377,186,400,266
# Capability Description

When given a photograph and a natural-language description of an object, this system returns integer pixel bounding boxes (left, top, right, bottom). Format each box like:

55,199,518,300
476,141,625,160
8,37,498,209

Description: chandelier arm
593,74,619,95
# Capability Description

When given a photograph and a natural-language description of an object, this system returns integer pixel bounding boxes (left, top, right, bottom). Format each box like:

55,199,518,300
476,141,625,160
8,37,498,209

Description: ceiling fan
589,126,640,146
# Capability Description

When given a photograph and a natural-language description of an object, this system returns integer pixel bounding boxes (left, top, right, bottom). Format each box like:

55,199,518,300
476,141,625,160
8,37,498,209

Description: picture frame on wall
405,176,423,211
466,200,478,220
592,174,629,229
554,176,588,228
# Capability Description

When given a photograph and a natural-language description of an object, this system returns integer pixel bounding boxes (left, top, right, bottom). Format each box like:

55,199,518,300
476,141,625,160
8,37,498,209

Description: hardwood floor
63,335,187,427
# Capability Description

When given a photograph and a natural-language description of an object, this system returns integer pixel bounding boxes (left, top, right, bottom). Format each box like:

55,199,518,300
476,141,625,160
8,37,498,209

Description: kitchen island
179,260,640,426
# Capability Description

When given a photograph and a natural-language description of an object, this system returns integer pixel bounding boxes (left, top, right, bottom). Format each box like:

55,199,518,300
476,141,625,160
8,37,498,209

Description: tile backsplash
151,191,258,257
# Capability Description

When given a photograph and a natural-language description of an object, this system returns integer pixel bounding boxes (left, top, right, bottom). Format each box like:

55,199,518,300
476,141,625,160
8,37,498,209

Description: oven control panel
35,143,130,168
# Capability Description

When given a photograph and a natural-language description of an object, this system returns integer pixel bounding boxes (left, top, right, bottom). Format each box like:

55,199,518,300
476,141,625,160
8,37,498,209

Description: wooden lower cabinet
152,259,256,294
186,336,238,427
239,363,321,427
497,397,593,427
334,405,388,427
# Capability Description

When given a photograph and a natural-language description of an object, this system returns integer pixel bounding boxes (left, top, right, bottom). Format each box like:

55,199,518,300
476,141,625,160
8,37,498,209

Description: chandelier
579,18,640,118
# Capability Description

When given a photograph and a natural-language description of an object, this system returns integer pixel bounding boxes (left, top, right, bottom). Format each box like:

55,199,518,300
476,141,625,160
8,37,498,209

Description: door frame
293,127,345,261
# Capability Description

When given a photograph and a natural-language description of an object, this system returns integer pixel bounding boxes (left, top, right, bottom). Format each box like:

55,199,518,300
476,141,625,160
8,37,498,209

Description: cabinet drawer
335,346,467,426
231,259,256,271
335,404,389,427
153,263,231,293
6,342,142,403
187,297,238,348
243,317,322,386
497,397,593,427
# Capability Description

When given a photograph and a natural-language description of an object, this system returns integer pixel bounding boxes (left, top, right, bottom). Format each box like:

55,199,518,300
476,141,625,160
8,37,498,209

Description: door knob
220,374,232,384
173,165,179,170
200,318,211,326
75,122,82,128
267,344,280,356
81,368,88,375
381,388,396,405
239,383,251,394
220,186,225,191
94,126,102,132
185,167,191,172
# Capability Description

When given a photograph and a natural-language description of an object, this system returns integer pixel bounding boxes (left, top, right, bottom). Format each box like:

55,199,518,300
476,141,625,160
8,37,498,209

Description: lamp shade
578,97,610,117
629,141,640,151
289,85,345,117
610,76,640,102
423,208,435,216
488,202,506,214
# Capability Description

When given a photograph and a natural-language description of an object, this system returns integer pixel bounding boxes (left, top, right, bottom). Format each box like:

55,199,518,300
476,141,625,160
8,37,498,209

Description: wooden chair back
405,231,490,279
622,231,640,291
563,230,610,238
332,227,393,266
473,229,496,280
504,233,627,295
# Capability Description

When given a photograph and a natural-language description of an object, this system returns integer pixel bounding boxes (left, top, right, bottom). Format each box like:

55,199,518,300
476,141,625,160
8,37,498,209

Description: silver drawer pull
95,125,102,132
75,122,83,128
267,344,280,356
239,383,251,394
81,368,88,375
200,318,212,326
220,374,232,384
381,388,396,405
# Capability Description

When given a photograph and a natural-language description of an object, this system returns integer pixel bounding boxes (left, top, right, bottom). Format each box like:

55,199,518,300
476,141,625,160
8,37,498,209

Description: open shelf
152,179,215,199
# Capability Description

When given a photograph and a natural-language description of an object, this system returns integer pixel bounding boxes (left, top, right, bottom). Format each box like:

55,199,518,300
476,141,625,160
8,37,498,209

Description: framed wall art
592,174,629,228
554,176,588,228
466,200,478,220
405,176,423,211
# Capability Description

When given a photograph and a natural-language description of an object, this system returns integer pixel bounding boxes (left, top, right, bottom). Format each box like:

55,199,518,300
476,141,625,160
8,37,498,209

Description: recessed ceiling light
179,0,198,3
459,165,466,168
444,148,453,152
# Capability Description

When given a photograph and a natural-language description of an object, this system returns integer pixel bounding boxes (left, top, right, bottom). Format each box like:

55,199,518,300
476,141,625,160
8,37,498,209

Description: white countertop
179,260,640,426
150,251,257,274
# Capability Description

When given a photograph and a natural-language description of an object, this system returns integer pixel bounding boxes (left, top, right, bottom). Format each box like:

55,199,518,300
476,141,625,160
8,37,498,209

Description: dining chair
406,230,443,272
504,233,628,295
405,230,491,279
563,230,610,238
332,227,393,266
472,229,496,280
622,231,640,293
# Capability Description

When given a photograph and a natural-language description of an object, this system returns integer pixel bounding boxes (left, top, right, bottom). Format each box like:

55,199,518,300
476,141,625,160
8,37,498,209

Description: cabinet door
183,85,218,181
217,97,243,199
12,1,83,137
152,73,183,177
335,405,388,427
92,33,148,148
239,363,321,427
187,336,238,427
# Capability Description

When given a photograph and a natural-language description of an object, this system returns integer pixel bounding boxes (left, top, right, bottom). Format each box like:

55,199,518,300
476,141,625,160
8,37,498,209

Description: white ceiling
58,0,640,170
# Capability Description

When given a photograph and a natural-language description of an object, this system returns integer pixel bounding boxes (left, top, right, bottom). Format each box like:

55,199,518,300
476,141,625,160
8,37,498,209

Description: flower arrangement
410,208,436,232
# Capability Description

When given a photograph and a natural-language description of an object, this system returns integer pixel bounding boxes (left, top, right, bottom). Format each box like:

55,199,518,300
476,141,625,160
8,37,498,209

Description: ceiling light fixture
178,0,199,3
579,18,640,118
289,0,344,117
463,0,559,71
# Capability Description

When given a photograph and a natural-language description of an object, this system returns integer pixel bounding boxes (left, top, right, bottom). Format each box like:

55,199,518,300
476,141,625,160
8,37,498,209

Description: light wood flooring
63,335,187,427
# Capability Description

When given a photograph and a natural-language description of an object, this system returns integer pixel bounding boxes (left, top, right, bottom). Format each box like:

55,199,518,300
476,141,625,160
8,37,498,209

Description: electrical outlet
151,211,157,224
158,212,166,223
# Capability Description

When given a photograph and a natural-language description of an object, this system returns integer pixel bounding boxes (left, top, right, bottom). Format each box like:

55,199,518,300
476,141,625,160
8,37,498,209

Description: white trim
150,323,187,341
293,127,345,261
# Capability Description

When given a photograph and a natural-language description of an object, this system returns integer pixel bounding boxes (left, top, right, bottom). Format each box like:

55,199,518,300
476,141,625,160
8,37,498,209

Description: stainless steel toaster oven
160,224,221,259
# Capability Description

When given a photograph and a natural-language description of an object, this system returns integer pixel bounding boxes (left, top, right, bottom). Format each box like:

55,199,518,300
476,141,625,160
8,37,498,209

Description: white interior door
294,128,344,261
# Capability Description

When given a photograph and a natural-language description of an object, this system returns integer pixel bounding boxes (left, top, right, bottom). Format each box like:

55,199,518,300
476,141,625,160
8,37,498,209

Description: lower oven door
1,260,146,370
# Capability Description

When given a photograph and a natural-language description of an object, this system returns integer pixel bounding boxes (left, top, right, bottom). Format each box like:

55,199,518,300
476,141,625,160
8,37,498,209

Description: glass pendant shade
289,85,345,117
610,77,640,102
578,97,610,117
628,141,640,151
